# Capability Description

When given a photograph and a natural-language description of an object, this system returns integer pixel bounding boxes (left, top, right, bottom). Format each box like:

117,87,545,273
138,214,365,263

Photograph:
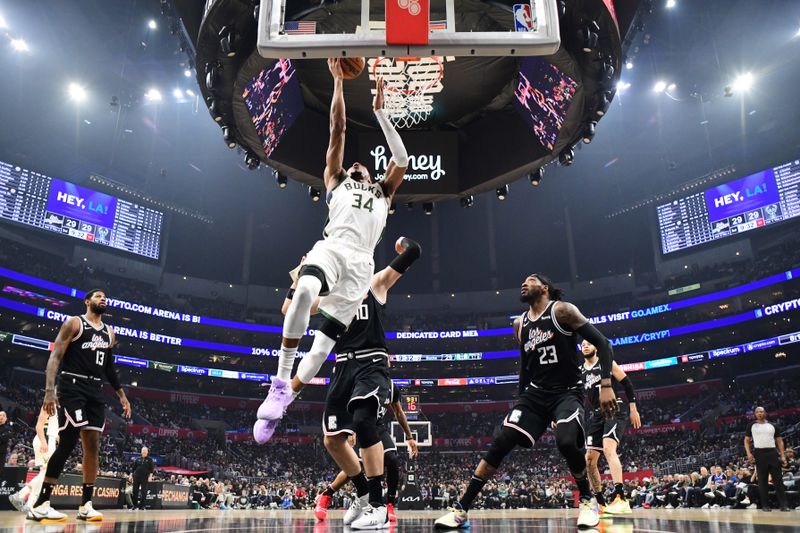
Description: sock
386,492,396,505
349,472,369,498
595,491,607,506
275,345,297,382
81,484,94,506
323,486,335,497
458,475,487,511
33,482,54,508
614,483,625,500
367,475,384,507
575,476,592,500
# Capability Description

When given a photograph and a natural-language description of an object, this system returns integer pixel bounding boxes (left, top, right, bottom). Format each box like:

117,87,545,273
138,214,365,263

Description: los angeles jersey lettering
324,176,389,250
582,360,622,411
61,315,112,379
518,301,582,390
334,289,388,354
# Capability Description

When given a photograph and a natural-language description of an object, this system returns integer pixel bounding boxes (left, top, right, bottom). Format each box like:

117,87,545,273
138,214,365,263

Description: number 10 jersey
517,301,582,391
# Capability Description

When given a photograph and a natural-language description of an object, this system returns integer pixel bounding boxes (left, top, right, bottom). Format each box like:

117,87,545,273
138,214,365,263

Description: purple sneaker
256,378,294,420
253,418,280,444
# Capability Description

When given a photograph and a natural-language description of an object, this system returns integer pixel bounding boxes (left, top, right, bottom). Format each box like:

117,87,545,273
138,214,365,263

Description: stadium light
732,72,754,93
184,68,192,77
145,88,162,102
185,89,195,97
529,168,544,186
496,185,509,200
653,80,668,93
11,38,29,52
68,83,87,102
148,19,157,30
667,83,677,92
0,14,7,29
460,195,474,208
172,88,183,99
666,0,676,8
423,202,434,215
617,81,631,91
308,187,321,201
625,60,633,70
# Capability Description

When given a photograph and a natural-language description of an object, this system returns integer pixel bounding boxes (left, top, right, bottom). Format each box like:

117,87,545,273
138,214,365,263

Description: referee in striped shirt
744,406,789,512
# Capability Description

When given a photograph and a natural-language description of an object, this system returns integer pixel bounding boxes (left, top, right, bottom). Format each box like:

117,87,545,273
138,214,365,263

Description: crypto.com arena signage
358,131,459,196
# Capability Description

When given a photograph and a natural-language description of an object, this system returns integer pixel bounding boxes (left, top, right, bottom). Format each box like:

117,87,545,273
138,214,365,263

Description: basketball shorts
585,409,628,451
353,429,397,457
303,238,375,329
32,435,57,467
57,375,106,433
322,352,390,436
502,385,585,448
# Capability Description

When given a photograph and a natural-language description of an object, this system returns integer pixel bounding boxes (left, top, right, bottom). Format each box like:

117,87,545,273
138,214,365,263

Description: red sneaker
314,494,332,521
387,502,397,522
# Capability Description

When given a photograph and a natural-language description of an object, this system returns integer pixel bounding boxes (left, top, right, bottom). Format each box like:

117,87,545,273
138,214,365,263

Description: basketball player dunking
260,236,421,528
581,339,641,515
435,274,617,530
8,407,59,512
27,289,132,523
254,58,407,434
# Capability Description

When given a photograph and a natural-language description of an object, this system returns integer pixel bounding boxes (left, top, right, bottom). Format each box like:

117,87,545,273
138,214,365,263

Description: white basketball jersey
324,176,389,250
46,414,59,439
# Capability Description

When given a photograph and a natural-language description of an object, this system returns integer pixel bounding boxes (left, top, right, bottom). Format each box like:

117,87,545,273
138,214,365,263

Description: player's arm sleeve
103,337,122,391
389,238,422,274
619,376,636,404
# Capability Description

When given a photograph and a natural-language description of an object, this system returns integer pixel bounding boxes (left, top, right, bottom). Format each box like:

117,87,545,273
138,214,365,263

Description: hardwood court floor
1,508,798,532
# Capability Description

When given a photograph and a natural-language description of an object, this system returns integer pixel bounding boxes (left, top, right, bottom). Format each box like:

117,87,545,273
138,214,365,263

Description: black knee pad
483,427,521,469
45,424,81,479
298,265,330,296
555,419,584,452
351,402,381,449
384,450,399,472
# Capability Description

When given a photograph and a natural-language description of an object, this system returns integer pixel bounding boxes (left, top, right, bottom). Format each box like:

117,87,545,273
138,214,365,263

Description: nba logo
513,3,537,32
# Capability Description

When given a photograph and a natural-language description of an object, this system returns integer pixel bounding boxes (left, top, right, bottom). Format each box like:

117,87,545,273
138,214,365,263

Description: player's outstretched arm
43,317,79,416
390,401,419,458
555,301,618,417
324,58,346,191
611,362,641,428
371,237,422,302
373,77,408,199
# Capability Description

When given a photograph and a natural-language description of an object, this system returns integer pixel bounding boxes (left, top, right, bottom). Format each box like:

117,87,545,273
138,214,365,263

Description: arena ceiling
0,0,798,290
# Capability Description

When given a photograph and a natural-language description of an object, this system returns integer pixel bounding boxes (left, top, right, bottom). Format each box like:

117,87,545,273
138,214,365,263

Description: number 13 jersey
517,301,582,390
61,315,112,379
324,175,389,251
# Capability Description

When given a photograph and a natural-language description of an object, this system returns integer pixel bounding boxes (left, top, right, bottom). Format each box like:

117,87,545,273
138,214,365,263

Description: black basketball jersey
334,289,388,354
582,359,624,412
517,301,582,390
61,315,112,379
378,382,401,429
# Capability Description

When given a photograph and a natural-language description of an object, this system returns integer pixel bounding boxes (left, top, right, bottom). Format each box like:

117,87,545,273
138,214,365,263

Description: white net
368,56,445,129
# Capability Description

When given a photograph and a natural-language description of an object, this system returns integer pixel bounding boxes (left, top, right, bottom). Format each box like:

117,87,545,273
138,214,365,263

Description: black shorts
322,353,390,436
502,386,585,448
585,409,628,450
354,428,397,456
57,374,106,433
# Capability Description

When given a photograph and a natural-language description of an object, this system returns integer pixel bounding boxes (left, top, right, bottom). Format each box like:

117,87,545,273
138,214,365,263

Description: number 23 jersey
517,301,582,390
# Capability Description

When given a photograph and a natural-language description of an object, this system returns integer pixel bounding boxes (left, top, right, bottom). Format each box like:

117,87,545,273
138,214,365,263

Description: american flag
284,21,317,35
429,20,447,31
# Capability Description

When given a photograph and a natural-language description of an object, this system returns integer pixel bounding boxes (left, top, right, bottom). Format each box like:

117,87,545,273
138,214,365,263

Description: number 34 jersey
517,301,583,391
61,315,113,379
324,175,389,251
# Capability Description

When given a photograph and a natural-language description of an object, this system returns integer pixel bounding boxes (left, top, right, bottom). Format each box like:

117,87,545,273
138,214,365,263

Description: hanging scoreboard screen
0,161,164,260
657,159,800,254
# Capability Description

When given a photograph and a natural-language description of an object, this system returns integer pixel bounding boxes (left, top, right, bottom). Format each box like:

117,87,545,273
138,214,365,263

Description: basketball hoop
370,56,445,129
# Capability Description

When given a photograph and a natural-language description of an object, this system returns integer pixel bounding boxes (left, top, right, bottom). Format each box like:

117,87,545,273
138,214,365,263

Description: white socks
275,346,298,382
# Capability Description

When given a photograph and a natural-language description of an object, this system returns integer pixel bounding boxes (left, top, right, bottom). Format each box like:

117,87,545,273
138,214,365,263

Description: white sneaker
8,492,26,512
701,503,710,509
577,498,600,529
747,503,758,509
741,498,750,505
665,504,675,509
27,501,67,522
434,506,469,529
78,501,104,521
351,504,389,530
344,494,369,526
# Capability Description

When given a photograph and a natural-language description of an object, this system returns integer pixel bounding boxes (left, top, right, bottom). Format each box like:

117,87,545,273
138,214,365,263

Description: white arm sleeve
375,109,409,167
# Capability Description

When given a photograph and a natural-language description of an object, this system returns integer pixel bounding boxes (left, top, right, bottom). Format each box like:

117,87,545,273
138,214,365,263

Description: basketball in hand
395,237,407,254
340,57,365,80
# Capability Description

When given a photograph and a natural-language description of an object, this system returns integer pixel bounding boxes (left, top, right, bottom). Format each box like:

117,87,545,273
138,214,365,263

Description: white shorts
304,238,375,328
33,435,56,467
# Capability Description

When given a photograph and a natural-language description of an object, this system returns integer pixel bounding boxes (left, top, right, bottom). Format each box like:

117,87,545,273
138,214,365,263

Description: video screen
512,57,578,152
242,58,304,158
